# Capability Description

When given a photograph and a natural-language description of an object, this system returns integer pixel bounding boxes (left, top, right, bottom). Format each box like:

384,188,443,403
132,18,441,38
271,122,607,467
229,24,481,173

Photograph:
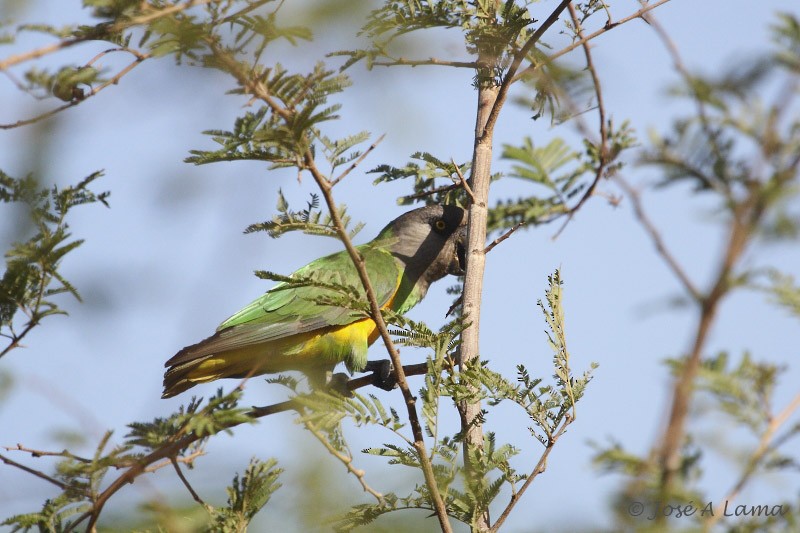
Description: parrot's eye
433,219,447,232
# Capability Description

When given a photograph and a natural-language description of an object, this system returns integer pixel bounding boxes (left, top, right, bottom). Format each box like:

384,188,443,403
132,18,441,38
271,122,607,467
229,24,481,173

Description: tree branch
481,0,573,140
1,49,149,130
514,0,674,82
302,418,385,503
0,453,79,494
303,161,453,533
551,3,609,239
705,392,800,528
171,457,207,507
614,176,701,301
372,57,478,69
489,414,574,532
65,361,432,532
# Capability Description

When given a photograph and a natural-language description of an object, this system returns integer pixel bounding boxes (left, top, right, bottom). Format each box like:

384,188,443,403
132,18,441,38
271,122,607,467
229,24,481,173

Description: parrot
162,204,467,398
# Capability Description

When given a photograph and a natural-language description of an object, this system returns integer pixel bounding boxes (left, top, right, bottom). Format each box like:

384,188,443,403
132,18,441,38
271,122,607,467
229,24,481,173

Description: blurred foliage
590,11,800,532
0,170,109,359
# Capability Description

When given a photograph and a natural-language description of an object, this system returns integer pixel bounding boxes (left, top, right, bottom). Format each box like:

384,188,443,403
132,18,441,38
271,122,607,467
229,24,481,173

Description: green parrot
162,204,466,398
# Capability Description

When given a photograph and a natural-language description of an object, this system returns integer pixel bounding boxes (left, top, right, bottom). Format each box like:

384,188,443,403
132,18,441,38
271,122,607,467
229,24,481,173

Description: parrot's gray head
379,204,467,285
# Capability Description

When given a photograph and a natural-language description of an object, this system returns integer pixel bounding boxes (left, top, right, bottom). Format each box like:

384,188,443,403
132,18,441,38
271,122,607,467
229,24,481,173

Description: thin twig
704,392,800,529
451,157,476,203
1,52,149,130
489,414,574,532
483,221,525,255
220,0,279,24
330,133,386,187
481,0,573,140
514,0,673,82
0,0,212,71
0,320,37,358
0,453,78,493
641,5,733,202
145,448,205,473
552,3,609,239
302,418,384,503
401,183,461,202
5,444,91,463
171,457,207,506
614,176,702,301
0,38,83,71
372,57,478,69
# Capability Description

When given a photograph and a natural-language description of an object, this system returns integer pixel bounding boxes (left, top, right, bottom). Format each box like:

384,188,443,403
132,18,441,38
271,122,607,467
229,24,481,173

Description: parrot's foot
327,372,354,397
365,359,397,391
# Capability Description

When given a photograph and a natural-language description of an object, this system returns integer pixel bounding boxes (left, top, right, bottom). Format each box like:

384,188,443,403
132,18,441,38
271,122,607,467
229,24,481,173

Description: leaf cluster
186,61,357,169
2,431,134,532
127,388,253,450
206,458,283,533
245,191,364,239
341,0,540,83
644,15,800,220
332,270,594,531
2,388,260,531
370,152,473,208
592,18,800,528
0,170,109,359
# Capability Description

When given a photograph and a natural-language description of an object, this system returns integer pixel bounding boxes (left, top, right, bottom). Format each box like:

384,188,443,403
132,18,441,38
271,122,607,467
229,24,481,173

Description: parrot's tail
162,355,226,398
161,334,270,398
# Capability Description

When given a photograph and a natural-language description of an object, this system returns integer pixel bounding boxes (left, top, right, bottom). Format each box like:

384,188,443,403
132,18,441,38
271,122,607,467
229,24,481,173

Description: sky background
1,0,799,531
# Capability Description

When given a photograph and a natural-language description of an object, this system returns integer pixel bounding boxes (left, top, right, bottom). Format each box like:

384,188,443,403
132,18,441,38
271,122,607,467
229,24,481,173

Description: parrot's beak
448,226,468,276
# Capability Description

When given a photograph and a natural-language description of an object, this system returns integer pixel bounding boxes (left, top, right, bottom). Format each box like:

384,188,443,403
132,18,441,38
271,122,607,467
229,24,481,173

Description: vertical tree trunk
459,75,500,531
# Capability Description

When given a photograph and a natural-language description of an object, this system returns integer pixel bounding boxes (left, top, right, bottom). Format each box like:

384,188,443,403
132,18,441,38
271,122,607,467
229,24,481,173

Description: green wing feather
164,244,400,367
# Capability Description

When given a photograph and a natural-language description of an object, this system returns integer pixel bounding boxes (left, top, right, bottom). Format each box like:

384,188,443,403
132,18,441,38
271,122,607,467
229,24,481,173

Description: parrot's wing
165,245,400,366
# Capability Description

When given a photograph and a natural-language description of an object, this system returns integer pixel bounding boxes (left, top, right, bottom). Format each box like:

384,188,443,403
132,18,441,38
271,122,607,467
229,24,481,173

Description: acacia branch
514,0,674,82
705,392,800,528
304,162,453,533
614,176,701,301
1,49,149,130
489,414,574,533
63,361,431,532
659,200,764,495
481,0,572,140
372,57,478,69
457,6,574,531
0,453,79,493
302,418,385,503
552,3,609,239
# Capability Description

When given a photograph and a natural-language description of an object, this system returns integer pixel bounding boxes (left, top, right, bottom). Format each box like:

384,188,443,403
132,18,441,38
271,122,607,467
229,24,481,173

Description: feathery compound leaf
126,388,251,450
1,170,108,358
502,137,579,187
245,193,363,239
207,458,283,532
370,151,471,207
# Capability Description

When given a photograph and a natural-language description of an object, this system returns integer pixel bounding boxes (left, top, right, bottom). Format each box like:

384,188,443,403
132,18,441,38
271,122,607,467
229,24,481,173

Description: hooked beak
447,226,468,276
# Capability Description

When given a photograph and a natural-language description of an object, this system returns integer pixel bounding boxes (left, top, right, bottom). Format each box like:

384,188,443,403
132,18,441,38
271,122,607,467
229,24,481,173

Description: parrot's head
379,204,467,285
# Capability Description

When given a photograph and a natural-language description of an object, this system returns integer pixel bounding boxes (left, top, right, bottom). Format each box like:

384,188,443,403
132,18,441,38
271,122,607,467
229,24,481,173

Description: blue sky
1,1,799,531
